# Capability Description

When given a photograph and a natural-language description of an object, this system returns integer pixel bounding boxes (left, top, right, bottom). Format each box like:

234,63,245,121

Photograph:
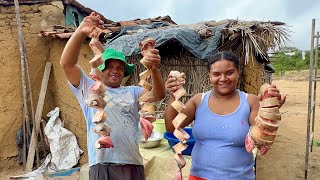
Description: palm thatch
219,20,291,65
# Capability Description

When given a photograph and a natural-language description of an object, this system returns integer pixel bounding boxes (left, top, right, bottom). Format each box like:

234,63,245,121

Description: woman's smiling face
209,59,239,96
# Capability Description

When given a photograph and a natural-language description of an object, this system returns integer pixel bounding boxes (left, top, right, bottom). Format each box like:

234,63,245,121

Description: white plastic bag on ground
10,107,83,179
45,107,83,170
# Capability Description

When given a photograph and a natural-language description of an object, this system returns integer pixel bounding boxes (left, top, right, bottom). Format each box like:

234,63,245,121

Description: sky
77,0,320,51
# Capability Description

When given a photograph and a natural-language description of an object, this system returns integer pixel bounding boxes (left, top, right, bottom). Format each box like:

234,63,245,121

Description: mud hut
103,19,290,114
0,0,290,170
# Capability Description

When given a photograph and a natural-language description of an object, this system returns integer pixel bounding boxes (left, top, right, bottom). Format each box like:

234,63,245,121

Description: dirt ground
1,71,320,180
256,70,320,180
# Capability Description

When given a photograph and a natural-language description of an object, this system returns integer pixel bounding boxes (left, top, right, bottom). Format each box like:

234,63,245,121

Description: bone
173,88,187,100
139,38,156,69
255,116,280,132
259,97,280,108
139,38,156,55
173,128,190,144
92,109,108,123
169,71,186,85
258,109,281,121
92,122,111,136
85,93,107,109
89,38,105,55
89,55,104,68
250,126,275,145
173,142,188,154
90,80,106,96
139,80,152,91
139,90,153,102
90,68,105,82
139,69,152,80
171,100,186,113
172,113,187,129
173,153,186,169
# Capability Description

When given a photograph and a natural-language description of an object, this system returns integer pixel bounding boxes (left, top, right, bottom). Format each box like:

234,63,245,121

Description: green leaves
270,48,318,75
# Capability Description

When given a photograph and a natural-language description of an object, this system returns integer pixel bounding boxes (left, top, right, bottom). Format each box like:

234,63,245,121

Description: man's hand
143,49,161,71
78,12,104,37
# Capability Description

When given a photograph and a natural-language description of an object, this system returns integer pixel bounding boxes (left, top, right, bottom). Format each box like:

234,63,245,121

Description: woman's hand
165,74,186,96
78,12,104,37
143,49,161,71
258,84,286,108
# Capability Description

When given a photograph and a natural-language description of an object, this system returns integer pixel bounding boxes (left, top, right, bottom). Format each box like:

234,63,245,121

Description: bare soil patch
257,71,320,180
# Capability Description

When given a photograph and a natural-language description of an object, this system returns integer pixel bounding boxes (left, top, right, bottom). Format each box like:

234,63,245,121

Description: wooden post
305,18,316,180
26,62,52,172
24,43,37,165
13,0,32,168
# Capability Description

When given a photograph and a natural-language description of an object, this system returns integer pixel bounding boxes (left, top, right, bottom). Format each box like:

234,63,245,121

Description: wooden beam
25,62,52,172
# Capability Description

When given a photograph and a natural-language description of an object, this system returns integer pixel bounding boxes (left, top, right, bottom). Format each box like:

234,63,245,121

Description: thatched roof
39,18,290,65
103,19,290,64
218,20,290,64
29,0,290,65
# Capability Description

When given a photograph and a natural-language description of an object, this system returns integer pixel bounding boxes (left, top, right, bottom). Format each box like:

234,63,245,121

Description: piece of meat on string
138,38,157,141
140,117,153,141
245,83,282,156
86,36,114,149
172,153,186,180
169,70,189,179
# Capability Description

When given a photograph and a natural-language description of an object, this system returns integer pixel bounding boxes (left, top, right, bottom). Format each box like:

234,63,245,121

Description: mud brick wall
0,1,77,162
242,56,264,95
48,39,93,165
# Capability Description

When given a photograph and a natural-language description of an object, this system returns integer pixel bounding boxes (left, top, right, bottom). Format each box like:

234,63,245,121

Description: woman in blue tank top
164,51,286,180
